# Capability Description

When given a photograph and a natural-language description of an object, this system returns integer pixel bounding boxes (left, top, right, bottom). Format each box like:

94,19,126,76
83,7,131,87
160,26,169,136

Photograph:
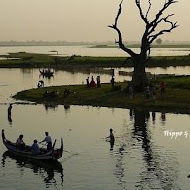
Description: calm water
0,47,190,189
0,45,190,57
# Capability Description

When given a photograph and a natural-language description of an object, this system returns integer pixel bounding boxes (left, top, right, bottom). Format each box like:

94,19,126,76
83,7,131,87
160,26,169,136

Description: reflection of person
31,140,40,155
16,134,25,149
40,132,52,151
106,128,115,151
8,104,12,116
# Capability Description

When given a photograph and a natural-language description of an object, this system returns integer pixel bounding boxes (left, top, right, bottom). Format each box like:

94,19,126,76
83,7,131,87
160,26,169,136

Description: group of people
15,132,52,155
37,80,44,88
86,75,116,88
86,76,101,88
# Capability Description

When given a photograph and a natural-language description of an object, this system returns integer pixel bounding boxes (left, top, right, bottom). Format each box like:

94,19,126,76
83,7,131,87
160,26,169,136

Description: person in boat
16,134,25,149
40,132,52,151
31,139,40,155
106,128,115,151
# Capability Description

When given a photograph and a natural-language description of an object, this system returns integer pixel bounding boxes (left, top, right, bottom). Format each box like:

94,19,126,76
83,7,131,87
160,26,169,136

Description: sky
0,0,188,42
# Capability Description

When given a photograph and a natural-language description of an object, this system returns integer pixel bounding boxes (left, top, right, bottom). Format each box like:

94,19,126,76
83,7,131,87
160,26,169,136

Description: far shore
13,76,190,114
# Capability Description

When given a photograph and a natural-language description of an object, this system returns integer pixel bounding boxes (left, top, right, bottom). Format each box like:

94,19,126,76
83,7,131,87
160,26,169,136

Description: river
0,46,190,190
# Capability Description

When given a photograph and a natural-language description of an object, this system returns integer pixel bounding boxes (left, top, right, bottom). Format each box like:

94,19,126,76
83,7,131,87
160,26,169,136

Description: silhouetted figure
37,80,44,88
89,76,96,87
31,140,40,155
16,134,25,149
107,128,115,151
111,76,115,87
86,77,90,87
96,76,101,88
40,132,52,151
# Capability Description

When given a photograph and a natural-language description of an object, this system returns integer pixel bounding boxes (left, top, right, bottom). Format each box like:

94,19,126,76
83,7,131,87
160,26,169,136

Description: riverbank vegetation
0,52,190,68
13,76,190,114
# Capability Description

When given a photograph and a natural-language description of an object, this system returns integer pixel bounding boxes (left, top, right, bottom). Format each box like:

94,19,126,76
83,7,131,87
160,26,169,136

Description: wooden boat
1,129,63,161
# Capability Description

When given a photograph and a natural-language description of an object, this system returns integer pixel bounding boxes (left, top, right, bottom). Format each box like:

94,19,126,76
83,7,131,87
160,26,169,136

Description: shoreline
13,79,190,114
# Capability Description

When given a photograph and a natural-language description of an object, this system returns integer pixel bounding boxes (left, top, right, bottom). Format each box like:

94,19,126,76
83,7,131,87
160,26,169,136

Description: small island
13,75,190,114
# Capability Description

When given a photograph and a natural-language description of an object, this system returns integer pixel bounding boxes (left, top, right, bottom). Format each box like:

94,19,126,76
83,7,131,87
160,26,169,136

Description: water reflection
44,103,58,112
131,109,179,189
160,112,166,125
2,151,64,188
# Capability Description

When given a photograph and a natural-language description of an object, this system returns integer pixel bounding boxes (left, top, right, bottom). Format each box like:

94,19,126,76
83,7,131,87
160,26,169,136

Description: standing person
106,128,115,151
96,76,101,88
40,132,52,151
31,140,40,155
110,76,115,87
86,77,90,87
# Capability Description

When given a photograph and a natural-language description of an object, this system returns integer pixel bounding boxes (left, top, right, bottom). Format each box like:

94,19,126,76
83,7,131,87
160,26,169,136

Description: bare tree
109,0,178,91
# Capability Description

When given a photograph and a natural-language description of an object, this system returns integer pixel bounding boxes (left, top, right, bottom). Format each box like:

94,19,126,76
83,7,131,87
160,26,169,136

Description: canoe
1,129,63,161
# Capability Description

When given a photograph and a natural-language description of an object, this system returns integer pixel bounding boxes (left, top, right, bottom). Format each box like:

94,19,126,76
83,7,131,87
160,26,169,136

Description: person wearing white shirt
41,132,52,151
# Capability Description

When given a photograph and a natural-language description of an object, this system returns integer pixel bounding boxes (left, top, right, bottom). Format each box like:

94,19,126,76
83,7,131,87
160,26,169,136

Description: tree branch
148,16,178,43
135,0,149,24
108,0,137,58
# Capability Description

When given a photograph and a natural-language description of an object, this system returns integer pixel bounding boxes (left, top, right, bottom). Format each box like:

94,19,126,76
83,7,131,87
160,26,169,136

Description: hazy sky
0,0,188,42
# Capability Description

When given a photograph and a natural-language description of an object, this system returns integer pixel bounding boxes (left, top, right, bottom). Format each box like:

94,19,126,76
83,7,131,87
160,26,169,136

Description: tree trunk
131,61,148,92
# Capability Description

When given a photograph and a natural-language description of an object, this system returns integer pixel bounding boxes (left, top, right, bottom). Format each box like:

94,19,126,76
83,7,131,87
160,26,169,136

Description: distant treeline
1,41,190,47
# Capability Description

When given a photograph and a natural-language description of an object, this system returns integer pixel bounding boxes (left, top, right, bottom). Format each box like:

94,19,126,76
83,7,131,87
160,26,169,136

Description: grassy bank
0,52,190,68
13,76,190,114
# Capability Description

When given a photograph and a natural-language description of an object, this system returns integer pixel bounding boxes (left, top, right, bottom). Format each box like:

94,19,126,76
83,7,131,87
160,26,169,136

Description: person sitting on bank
31,139,40,155
40,132,52,151
16,134,25,149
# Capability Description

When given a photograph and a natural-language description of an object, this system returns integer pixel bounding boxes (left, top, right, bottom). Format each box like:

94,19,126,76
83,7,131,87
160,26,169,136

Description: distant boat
39,68,54,77
2,129,63,161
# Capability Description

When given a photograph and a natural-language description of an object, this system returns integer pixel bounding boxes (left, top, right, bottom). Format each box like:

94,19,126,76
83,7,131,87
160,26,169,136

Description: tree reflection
131,109,179,189
2,151,64,188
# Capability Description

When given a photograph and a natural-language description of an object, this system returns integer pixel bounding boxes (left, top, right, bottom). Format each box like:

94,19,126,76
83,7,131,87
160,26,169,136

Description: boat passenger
31,139,40,155
40,132,52,151
16,134,25,149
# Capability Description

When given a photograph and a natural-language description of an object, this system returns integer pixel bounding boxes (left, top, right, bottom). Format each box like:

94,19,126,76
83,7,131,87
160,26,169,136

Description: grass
0,52,190,68
13,76,190,114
